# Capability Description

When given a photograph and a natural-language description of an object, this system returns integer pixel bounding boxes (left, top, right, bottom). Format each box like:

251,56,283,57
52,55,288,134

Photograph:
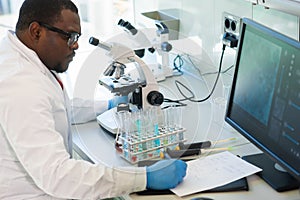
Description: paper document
171,151,262,197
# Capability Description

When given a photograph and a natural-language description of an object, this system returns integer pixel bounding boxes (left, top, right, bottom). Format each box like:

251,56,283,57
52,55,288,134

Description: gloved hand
146,159,187,190
108,96,128,110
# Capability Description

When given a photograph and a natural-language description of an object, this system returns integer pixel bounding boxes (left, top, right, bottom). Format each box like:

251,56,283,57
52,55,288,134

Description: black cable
161,101,187,110
174,80,195,101
162,84,192,109
178,44,226,103
161,54,191,108
181,53,233,77
162,78,195,106
201,64,234,76
163,45,226,106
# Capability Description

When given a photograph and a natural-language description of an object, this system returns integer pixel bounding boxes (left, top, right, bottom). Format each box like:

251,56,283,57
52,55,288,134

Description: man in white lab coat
0,0,187,199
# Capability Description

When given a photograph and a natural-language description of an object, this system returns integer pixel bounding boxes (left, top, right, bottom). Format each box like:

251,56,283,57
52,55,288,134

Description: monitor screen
225,18,300,192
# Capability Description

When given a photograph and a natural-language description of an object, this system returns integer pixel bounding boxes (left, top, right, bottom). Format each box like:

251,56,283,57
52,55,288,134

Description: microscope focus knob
147,91,164,106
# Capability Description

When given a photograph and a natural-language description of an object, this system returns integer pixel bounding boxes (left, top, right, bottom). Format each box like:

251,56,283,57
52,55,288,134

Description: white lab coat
0,31,146,200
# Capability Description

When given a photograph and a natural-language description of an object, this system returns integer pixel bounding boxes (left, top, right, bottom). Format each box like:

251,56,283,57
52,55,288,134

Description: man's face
36,9,81,73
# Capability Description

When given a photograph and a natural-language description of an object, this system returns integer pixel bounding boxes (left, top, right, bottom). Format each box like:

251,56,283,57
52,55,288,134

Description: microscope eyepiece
118,19,138,35
88,36,112,51
89,37,99,46
118,19,126,26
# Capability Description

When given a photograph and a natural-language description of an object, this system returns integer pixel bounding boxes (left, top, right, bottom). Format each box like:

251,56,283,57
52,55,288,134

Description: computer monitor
225,18,300,192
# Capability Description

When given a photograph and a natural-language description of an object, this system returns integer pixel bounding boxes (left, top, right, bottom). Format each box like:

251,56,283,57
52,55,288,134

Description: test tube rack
118,127,186,164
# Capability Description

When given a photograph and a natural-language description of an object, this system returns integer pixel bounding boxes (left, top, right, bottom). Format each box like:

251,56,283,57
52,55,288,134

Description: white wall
133,0,299,67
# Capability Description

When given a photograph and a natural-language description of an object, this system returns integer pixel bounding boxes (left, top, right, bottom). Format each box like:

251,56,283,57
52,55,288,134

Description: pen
166,147,234,158
166,147,200,158
179,141,211,150
211,137,236,146
179,137,236,150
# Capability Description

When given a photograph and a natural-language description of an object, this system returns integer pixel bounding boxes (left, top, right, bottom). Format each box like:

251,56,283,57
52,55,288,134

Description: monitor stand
243,153,300,192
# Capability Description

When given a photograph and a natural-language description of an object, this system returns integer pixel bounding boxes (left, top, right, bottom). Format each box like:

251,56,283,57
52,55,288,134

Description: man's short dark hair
16,0,78,31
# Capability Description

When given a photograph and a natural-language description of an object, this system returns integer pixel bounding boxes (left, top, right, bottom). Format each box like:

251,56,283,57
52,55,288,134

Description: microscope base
96,108,118,134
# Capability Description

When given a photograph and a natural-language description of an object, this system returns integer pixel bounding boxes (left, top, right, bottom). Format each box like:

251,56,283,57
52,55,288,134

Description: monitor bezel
225,17,300,182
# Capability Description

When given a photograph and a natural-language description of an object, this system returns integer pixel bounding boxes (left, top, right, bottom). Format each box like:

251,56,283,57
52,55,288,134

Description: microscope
89,36,186,164
89,37,164,134
117,19,173,82
151,21,173,78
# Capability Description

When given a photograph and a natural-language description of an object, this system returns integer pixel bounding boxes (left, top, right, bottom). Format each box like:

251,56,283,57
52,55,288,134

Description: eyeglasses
38,22,81,47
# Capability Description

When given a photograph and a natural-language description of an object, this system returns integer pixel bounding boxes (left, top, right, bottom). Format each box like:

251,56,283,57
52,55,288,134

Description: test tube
162,108,169,131
149,107,160,145
212,97,227,127
174,106,183,130
161,108,169,146
133,109,144,154
117,111,131,159
163,106,177,131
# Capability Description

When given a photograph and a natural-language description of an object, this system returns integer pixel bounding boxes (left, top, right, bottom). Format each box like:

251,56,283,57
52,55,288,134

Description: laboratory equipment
89,37,186,163
112,101,187,164
117,19,150,58
114,105,187,164
117,19,174,82
151,21,173,78
225,18,300,191
89,36,164,133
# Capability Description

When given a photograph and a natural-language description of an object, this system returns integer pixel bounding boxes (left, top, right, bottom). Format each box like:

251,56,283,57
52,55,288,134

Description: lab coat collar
5,30,64,93
6,30,49,76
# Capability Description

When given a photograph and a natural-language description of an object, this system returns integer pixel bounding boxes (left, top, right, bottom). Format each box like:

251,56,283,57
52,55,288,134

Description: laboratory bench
72,120,300,200
71,35,299,199
71,64,299,200
1,9,298,200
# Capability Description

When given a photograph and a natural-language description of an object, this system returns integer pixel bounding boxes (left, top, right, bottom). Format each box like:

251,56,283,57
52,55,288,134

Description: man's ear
28,22,42,40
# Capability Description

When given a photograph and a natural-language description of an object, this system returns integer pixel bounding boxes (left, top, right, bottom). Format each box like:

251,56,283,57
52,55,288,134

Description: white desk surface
72,72,299,200
72,120,300,200
71,37,299,200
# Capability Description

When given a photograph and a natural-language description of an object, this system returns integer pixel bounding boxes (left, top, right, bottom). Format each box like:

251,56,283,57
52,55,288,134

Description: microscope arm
90,37,162,109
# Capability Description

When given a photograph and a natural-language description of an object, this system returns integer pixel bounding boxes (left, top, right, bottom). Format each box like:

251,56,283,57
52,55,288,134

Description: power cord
162,81,195,109
201,64,234,76
176,44,227,103
165,34,236,106
222,32,239,48
162,99,187,109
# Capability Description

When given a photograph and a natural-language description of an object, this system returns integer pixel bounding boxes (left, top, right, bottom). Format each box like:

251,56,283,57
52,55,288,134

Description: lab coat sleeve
0,79,146,199
69,97,108,124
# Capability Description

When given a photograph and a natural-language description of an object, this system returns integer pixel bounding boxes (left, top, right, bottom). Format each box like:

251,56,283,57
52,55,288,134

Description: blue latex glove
108,96,128,110
146,159,187,190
